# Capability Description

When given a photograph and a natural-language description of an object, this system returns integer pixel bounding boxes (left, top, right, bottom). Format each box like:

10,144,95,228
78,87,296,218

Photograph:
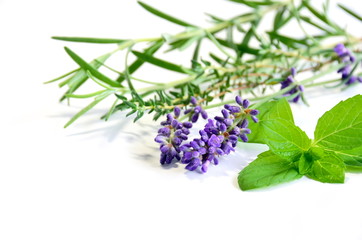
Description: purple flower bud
172,137,182,146
229,135,238,142
184,109,192,114
221,109,229,118
235,96,243,106
350,55,356,63
219,123,227,132
201,110,208,119
251,116,259,123
240,134,248,142
224,118,233,126
242,99,250,109
160,145,170,153
185,158,201,171
239,119,249,128
242,128,251,134
249,109,259,116
154,135,165,143
208,134,222,148
201,160,210,173
173,107,181,118
291,67,296,77
190,96,197,105
191,113,199,123
158,127,171,136
182,122,192,129
346,76,358,85
216,148,224,155
199,148,207,155
214,116,224,123
194,106,201,113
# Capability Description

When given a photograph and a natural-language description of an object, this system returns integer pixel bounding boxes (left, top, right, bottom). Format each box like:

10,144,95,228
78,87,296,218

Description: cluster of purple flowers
334,43,362,85
280,67,304,103
154,107,193,165
155,96,259,173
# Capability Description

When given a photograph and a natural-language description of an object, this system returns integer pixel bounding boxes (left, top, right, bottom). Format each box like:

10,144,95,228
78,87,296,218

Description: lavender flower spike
155,109,193,165
180,96,259,173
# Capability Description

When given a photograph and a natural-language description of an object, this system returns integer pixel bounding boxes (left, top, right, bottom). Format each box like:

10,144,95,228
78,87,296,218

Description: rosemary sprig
47,0,362,127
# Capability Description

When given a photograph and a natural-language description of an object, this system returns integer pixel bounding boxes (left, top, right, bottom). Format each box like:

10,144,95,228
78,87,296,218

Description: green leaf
314,95,362,151
44,68,79,84
131,50,189,74
263,119,311,161
64,90,114,128
52,36,126,44
64,47,120,87
248,98,294,143
307,152,345,183
332,146,362,170
137,1,196,27
238,151,302,191
267,32,309,48
338,4,362,22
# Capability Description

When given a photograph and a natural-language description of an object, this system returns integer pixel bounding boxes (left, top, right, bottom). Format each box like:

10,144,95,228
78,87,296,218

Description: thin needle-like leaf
52,36,127,44
131,50,190,74
64,90,114,128
64,47,120,87
137,1,197,27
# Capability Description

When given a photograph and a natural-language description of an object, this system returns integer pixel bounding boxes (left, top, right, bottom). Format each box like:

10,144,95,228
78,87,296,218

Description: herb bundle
46,0,362,190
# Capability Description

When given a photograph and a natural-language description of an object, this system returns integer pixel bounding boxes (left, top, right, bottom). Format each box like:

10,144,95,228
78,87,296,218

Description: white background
1,0,362,239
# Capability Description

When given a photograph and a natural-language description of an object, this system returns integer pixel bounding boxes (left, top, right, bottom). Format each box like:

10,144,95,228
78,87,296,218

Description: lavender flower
184,97,208,123
280,68,304,103
180,96,259,173
154,107,193,165
334,43,360,85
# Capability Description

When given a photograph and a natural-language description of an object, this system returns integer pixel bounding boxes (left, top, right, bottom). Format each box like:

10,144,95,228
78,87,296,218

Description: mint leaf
238,151,302,191
307,152,345,183
263,119,311,161
298,147,326,175
314,94,362,151
249,98,294,144
333,146,362,171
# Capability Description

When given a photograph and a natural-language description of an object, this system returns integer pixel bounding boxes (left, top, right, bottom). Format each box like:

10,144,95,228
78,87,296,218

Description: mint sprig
238,94,362,190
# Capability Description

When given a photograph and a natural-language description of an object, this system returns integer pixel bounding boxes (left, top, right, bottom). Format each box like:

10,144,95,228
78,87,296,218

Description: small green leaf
248,98,294,143
64,47,120,87
131,50,190,74
307,152,345,183
314,95,362,151
238,151,302,191
263,119,311,161
137,1,196,27
52,36,126,44
338,4,362,22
